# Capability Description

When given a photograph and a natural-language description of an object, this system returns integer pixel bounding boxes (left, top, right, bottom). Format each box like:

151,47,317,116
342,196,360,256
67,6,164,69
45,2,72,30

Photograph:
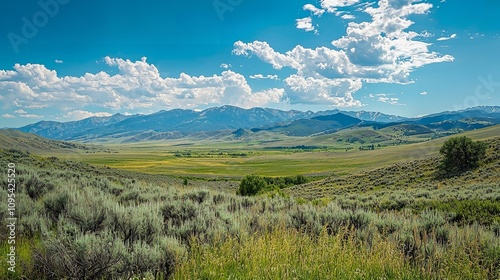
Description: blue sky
0,0,499,127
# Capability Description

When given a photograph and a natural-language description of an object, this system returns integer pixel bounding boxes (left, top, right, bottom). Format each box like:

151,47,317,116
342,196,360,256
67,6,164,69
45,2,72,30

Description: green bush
420,199,500,225
439,136,486,175
237,174,268,196
263,174,309,189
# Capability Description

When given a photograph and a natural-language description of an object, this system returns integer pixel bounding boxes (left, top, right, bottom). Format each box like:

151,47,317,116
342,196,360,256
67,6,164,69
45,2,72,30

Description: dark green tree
237,174,267,196
439,136,486,175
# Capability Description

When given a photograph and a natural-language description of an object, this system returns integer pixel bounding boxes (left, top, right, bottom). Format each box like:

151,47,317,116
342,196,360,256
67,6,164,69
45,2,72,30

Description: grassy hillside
0,129,110,155
285,136,500,203
1,147,499,279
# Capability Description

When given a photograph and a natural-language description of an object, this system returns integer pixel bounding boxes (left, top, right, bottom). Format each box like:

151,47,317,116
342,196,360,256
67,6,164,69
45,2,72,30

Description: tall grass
174,225,496,280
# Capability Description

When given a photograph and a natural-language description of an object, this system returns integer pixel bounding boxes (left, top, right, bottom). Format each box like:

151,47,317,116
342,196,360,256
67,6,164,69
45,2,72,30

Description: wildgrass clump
393,220,421,261
173,226,422,280
435,226,450,245
119,189,148,204
16,193,48,239
356,224,380,248
226,197,241,213
22,173,55,200
212,193,227,205
240,196,255,209
165,211,223,244
479,236,500,280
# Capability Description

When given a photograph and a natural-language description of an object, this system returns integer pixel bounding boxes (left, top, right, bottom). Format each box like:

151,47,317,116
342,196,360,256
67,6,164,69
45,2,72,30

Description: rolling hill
252,113,363,136
0,129,109,154
285,125,500,201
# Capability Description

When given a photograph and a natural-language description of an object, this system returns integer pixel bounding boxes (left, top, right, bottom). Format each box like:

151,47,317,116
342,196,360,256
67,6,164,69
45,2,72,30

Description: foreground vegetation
1,133,499,279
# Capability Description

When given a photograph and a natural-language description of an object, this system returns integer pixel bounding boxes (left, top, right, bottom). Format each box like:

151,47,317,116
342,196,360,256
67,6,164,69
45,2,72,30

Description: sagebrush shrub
110,203,163,245
23,173,55,200
66,189,111,233
33,230,126,279
43,190,70,222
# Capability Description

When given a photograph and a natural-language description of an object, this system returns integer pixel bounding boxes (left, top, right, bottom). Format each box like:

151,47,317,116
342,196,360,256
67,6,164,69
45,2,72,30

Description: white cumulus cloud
234,0,453,106
341,14,356,20
247,88,285,107
436,34,457,41
321,0,361,12
0,57,284,117
296,17,317,33
369,93,403,105
303,4,325,16
63,110,113,121
285,75,363,106
249,74,279,80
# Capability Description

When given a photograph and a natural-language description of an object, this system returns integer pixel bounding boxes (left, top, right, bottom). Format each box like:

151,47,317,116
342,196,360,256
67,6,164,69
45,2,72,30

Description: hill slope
254,113,363,136
285,128,500,202
0,129,108,154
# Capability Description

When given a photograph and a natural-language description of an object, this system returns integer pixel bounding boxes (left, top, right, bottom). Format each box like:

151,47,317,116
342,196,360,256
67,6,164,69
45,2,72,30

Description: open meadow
74,125,500,178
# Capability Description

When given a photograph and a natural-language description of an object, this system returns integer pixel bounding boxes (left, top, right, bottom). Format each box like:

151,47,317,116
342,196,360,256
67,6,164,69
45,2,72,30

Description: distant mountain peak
16,105,500,142
312,112,360,122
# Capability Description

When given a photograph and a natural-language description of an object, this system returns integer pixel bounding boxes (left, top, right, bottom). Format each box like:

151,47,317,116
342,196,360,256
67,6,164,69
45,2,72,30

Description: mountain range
14,105,500,142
